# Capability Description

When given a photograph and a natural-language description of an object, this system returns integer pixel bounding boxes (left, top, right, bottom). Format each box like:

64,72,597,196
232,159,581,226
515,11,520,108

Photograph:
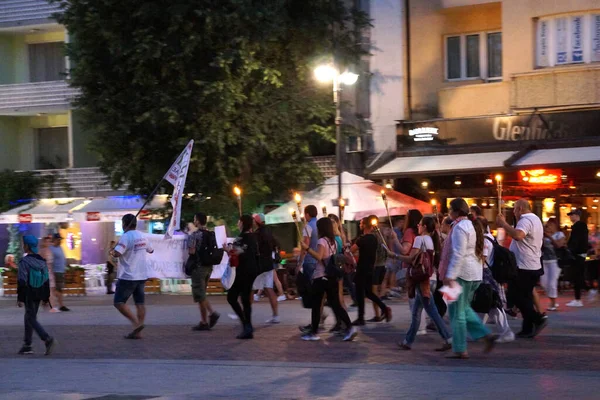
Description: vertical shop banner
593,15,600,63
571,16,584,63
537,19,550,67
555,17,568,65
164,140,194,238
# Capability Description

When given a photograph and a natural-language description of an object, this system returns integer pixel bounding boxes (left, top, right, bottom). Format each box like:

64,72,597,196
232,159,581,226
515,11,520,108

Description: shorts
253,270,274,290
54,272,65,292
385,259,401,274
191,266,213,303
373,266,386,286
114,279,146,305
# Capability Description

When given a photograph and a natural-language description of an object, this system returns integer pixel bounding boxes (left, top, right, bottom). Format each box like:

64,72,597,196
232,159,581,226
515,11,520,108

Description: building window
537,13,600,67
445,32,502,81
28,42,66,83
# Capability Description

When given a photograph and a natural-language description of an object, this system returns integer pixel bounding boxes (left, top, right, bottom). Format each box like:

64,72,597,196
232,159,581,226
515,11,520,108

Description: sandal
125,325,145,339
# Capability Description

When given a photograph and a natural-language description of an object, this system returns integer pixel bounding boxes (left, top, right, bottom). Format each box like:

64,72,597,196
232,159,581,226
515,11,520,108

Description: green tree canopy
53,0,369,218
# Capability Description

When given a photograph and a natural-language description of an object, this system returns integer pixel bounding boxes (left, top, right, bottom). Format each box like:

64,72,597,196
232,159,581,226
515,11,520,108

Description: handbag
221,262,236,290
342,245,357,274
184,254,197,277
407,240,433,283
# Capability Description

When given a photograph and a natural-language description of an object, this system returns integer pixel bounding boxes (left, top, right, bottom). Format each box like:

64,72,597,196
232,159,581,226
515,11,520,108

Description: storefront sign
572,16,584,62
18,214,32,223
86,212,101,221
400,110,600,148
408,127,439,141
519,169,561,186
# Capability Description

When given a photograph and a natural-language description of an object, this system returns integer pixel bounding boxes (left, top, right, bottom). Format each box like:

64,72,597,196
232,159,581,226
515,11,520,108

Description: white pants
488,307,513,338
541,259,560,299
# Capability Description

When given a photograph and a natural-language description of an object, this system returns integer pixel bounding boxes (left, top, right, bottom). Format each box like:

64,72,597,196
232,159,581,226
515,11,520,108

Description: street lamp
314,63,358,219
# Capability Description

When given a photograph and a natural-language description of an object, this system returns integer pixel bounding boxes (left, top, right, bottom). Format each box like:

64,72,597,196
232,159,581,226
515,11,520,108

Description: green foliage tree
0,170,42,213
52,0,369,220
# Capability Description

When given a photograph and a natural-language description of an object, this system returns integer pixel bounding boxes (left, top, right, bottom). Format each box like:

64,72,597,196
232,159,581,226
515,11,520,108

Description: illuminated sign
18,214,32,223
519,169,561,185
409,127,439,142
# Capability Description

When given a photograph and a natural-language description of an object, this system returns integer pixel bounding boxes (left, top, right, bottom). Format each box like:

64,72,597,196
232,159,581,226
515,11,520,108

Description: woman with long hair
328,214,355,328
225,215,259,339
300,218,358,342
443,198,496,359
388,216,451,351
541,217,565,311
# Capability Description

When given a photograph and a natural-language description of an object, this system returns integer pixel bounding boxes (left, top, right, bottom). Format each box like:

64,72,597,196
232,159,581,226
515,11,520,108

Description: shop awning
513,146,600,168
71,195,169,222
371,151,516,178
0,198,88,224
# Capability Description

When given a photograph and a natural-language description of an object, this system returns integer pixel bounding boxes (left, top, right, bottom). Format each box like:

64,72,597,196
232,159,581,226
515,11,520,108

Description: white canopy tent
0,198,89,224
265,172,431,224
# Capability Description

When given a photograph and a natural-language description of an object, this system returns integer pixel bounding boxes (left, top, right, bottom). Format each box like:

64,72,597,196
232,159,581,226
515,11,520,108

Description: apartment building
372,0,600,225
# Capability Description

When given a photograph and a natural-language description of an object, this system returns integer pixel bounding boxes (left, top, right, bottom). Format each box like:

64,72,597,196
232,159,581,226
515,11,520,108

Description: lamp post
314,64,358,219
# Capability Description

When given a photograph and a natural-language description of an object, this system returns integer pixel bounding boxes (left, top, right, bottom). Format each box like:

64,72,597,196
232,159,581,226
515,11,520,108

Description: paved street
1,293,599,399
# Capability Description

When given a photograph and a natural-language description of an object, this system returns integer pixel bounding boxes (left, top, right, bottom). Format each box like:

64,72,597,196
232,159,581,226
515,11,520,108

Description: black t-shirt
255,226,276,273
356,233,378,272
568,221,589,255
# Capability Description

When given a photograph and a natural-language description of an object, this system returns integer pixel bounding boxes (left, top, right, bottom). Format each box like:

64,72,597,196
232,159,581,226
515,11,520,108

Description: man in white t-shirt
496,198,546,339
111,214,154,339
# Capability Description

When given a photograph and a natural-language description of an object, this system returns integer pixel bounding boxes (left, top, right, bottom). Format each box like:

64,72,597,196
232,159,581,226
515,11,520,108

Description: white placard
571,16,584,63
537,19,550,67
556,17,568,65
593,15,600,62
143,232,232,279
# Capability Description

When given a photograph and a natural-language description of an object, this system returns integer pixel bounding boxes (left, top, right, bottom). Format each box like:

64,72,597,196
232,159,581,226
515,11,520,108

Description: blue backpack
29,267,49,289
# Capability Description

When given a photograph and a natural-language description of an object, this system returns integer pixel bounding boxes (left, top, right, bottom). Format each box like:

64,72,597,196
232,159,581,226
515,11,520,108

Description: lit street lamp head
314,65,337,83
339,71,359,85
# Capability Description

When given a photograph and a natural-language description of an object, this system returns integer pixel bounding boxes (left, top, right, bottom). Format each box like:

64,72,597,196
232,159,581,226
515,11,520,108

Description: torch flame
370,218,378,226
233,186,241,196
339,198,346,207
294,193,302,204
495,174,503,182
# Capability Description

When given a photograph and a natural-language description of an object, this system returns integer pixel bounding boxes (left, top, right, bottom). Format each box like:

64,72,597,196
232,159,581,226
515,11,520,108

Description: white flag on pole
164,140,194,238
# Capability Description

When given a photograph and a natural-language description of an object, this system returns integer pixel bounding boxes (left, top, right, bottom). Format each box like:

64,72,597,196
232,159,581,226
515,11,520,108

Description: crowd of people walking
14,196,600,359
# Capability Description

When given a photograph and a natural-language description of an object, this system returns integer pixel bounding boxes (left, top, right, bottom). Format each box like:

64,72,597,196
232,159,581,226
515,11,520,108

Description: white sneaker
566,300,584,307
497,332,515,343
416,329,427,336
228,313,239,320
343,327,359,342
301,333,321,341
588,289,598,300
49,308,61,313
277,295,287,302
253,294,260,302
266,316,280,324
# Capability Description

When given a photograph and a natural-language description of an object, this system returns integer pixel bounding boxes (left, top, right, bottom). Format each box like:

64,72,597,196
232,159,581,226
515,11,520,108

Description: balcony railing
28,167,123,199
0,81,78,115
511,65,600,111
0,0,61,28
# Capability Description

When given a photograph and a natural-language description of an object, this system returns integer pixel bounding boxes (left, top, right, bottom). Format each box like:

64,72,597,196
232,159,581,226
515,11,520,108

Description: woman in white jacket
443,198,497,359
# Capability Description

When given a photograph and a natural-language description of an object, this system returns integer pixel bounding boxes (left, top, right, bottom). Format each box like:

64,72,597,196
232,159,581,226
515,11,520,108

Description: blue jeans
24,299,50,346
114,280,146,305
449,279,491,353
404,281,451,346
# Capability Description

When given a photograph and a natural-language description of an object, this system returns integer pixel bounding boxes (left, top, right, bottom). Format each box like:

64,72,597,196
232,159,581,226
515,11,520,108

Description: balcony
439,82,510,118
511,65,600,111
441,0,500,9
0,81,78,115
0,0,61,29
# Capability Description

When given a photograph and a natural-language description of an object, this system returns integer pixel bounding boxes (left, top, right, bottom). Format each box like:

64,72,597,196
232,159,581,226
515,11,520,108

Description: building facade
372,0,600,227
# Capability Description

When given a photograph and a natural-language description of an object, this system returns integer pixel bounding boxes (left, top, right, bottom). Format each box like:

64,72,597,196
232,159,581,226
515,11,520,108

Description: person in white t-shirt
111,214,154,339
388,216,451,351
496,199,547,339
541,218,565,311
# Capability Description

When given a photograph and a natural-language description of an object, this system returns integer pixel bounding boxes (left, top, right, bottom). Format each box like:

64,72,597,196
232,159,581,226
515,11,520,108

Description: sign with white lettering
400,110,600,147
408,127,439,141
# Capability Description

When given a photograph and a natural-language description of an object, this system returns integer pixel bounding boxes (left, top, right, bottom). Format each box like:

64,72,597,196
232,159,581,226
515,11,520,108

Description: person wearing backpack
188,212,221,331
17,235,57,356
350,216,392,326
388,216,451,351
479,217,514,343
496,199,547,339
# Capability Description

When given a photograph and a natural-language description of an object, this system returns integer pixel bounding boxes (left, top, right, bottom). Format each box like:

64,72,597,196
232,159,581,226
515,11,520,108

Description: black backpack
198,230,224,266
471,283,498,313
484,236,518,283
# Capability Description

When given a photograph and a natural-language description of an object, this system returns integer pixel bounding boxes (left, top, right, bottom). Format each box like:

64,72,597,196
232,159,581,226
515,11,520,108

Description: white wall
369,0,404,152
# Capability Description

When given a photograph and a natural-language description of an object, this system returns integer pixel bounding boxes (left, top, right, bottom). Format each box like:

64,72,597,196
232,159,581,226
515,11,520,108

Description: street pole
334,72,343,220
